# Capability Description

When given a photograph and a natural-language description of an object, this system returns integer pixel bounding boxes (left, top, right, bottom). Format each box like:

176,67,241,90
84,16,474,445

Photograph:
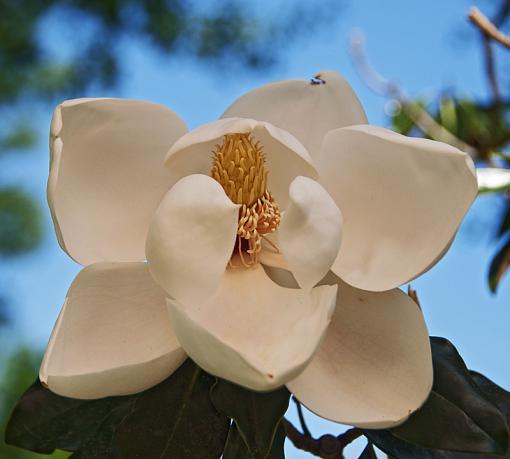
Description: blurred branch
349,32,478,157
407,285,421,308
482,35,502,105
469,7,510,49
283,419,362,459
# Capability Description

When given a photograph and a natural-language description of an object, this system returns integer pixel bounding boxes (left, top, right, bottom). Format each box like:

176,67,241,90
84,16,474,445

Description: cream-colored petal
167,264,337,391
146,174,239,306
321,125,477,291
164,117,317,207
279,176,342,289
222,70,367,160
40,262,186,399
49,98,187,265
288,274,432,428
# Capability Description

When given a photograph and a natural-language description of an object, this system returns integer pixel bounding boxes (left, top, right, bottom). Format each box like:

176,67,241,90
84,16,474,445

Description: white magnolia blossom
40,71,477,429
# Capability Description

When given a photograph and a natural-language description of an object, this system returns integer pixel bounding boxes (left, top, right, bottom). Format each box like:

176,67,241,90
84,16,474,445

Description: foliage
5,358,289,458
388,1,510,291
6,338,510,458
0,187,42,256
365,337,510,457
0,0,341,323
0,348,68,459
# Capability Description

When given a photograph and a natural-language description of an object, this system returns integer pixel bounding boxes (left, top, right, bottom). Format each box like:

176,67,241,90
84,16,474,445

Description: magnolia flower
41,71,477,429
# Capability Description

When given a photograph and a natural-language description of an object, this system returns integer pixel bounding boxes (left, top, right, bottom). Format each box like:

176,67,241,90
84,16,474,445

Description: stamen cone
211,133,281,267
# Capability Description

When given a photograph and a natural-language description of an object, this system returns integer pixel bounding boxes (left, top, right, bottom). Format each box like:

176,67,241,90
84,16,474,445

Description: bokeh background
1,0,509,457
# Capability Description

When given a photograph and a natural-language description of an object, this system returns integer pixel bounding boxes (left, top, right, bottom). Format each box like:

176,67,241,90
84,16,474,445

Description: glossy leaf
365,337,509,457
211,379,290,458
470,371,510,431
489,233,510,293
5,379,130,454
113,359,229,458
6,359,230,459
358,442,377,459
223,422,286,459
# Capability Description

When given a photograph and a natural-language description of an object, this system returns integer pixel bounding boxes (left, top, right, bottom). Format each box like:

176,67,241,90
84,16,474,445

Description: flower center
211,133,280,267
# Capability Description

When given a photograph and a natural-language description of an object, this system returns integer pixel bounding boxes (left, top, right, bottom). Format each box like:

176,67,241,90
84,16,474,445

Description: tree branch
469,7,510,50
292,396,312,437
283,418,363,459
482,34,502,105
348,32,477,158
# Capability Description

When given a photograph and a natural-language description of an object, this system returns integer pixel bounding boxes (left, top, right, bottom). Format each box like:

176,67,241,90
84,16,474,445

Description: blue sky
1,1,509,457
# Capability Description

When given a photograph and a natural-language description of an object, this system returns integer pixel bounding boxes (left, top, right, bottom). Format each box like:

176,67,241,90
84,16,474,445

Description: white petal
164,117,317,207
48,98,187,265
320,125,477,291
167,264,337,391
146,174,239,306
222,70,367,160
477,167,510,193
40,262,186,399
288,274,432,428
279,176,342,289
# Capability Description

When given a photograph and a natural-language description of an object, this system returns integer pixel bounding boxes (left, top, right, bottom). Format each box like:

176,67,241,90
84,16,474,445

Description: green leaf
470,371,510,430
390,99,426,135
223,422,286,459
0,187,42,256
365,337,509,457
113,360,229,458
6,359,230,458
358,442,377,459
0,124,37,152
5,380,131,454
489,234,510,293
210,379,290,458
438,97,458,135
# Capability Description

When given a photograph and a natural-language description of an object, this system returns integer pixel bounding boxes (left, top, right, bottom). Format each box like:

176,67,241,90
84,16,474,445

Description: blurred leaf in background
0,0,342,322
386,0,510,292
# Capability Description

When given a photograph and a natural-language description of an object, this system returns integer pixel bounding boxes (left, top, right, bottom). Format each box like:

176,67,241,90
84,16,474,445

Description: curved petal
40,262,186,399
167,264,337,391
320,125,478,291
287,274,432,428
49,98,187,265
164,117,317,207
222,70,367,160
279,176,342,289
146,174,239,306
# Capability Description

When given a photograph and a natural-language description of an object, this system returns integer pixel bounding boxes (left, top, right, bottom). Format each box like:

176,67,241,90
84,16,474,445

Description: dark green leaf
114,359,229,459
470,371,510,428
497,200,510,239
489,234,510,292
358,442,377,459
5,379,130,454
6,359,230,458
69,403,135,459
211,379,290,459
223,421,286,459
365,337,509,457
222,423,247,459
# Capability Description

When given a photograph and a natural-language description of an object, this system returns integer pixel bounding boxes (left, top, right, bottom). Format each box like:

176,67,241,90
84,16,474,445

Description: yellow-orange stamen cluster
211,133,280,266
